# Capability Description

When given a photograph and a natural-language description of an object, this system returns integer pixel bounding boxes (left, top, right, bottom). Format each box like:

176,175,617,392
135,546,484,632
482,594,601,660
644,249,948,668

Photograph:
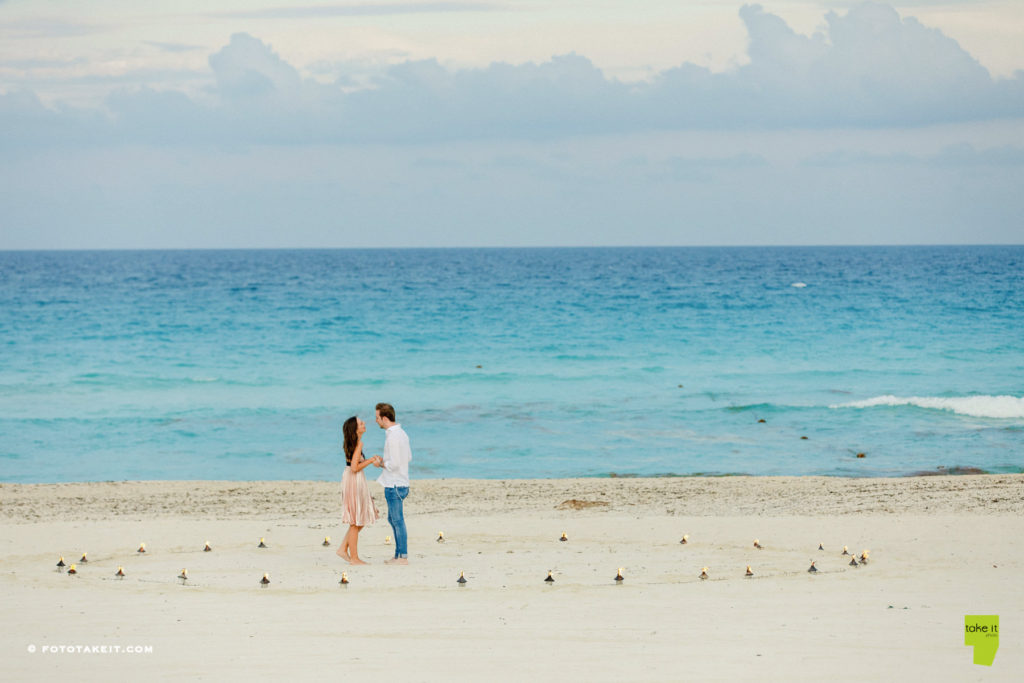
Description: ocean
1,246,1021,483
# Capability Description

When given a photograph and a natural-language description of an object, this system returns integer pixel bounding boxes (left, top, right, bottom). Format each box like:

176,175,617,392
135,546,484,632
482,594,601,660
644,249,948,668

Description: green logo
964,615,999,666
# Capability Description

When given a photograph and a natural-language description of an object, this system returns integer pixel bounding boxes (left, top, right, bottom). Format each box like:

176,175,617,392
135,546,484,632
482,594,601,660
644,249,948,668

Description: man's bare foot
384,557,409,565
349,558,368,565
336,547,350,561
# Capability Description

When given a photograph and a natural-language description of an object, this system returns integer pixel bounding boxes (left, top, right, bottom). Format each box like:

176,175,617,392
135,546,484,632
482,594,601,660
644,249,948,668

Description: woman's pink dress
341,465,379,526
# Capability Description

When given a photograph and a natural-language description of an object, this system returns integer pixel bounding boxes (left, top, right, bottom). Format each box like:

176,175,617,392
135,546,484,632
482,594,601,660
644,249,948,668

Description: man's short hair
375,403,396,422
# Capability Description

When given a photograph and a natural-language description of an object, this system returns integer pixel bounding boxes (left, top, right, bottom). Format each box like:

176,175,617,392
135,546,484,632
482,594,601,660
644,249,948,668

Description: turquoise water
1,246,1021,482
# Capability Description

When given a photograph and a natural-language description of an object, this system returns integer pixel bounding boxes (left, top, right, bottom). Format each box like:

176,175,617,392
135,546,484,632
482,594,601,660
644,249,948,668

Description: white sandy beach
1,475,1022,681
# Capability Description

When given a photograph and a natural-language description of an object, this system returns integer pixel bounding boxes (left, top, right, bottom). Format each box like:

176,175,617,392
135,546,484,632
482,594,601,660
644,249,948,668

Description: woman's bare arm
350,442,376,473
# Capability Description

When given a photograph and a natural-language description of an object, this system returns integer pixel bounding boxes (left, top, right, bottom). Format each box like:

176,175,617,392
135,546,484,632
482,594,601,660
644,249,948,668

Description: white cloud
208,33,302,98
2,4,1021,148
212,2,500,19
0,17,106,40
144,41,204,54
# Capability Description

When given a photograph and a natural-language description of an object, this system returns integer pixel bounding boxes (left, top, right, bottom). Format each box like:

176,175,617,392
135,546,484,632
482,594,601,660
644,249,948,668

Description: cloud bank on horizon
0,2,1022,248
3,3,1022,145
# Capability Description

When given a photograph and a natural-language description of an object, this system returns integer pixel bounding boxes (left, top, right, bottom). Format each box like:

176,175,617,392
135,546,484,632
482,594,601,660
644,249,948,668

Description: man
373,402,411,565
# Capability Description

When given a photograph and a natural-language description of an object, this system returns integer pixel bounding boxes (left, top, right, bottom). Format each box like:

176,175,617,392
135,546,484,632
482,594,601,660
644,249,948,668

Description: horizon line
2,243,1022,253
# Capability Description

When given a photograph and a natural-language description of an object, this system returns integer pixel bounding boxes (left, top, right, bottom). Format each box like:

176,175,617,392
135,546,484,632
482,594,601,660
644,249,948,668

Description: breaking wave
831,395,1024,419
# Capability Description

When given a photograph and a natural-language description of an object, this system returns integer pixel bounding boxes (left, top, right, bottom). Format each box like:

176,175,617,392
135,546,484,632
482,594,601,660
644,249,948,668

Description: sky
1,0,1022,248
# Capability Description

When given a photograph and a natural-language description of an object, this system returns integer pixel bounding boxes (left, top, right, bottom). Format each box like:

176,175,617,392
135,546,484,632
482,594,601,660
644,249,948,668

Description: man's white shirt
377,424,411,487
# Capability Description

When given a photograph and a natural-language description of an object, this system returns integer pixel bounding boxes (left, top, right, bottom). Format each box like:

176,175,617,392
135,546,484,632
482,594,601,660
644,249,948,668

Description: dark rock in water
910,466,989,477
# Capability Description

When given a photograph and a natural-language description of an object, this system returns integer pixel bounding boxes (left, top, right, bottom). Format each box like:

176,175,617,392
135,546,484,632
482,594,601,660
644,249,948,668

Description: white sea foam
790,282,807,288
831,395,1024,419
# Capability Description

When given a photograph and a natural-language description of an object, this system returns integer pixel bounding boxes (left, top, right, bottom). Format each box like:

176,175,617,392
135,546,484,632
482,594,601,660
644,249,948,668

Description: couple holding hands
337,402,412,565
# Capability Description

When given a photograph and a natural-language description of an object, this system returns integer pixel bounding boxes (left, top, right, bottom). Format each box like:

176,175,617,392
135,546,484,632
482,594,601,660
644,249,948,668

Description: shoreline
3,474,1022,522
5,464,1016,489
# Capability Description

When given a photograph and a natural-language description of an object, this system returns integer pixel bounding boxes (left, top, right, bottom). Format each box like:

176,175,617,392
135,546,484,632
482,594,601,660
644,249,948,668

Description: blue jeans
384,486,410,558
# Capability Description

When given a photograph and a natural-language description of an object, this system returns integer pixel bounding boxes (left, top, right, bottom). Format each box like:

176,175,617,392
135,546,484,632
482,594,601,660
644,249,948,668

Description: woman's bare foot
336,546,350,561
348,557,368,565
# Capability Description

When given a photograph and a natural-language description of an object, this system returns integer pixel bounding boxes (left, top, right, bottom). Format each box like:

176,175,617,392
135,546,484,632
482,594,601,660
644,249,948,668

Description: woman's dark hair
342,416,359,465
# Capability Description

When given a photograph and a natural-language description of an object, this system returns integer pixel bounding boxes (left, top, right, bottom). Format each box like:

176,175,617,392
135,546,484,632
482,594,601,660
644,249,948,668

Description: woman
337,416,381,564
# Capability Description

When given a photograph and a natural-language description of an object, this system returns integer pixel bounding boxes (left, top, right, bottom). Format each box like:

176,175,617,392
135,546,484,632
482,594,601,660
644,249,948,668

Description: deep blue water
1,246,1022,483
